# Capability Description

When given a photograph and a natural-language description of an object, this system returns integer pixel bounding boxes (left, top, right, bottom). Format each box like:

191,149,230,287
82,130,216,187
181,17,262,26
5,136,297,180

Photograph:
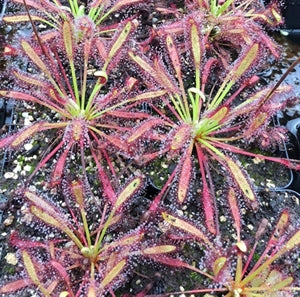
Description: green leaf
104,21,133,70
21,40,50,75
213,257,227,277
63,20,74,62
100,259,127,288
62,21,79,103
23,251,51,297
225,157,256,204
162,212,213,248
21,41,64,97
216,0,234,16
3,15,46,23
128,51,155,76
170,124,192,151
283,230,300,253
114,177,142,210
232,43,259,80
142,245,176,255
24,191,83,249
210,43,259,109
189,17,201,90
10,123,41,148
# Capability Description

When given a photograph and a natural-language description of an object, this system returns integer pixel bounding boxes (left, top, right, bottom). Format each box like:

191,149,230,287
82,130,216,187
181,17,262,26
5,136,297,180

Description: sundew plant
128,15,300,234
160,205,300,297
0,16,159,185
0,0,300,296
3,0,146,42
154,0,283,63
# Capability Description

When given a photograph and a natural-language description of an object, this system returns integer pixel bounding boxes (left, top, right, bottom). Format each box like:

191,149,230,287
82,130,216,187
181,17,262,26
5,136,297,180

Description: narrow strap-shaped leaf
153,58,178,92
0,90,69,116
87,282,97,297
95,38,108,60
228,187,241,240
24,191,83,249
210,43,259,109
128,51,156,76
23,251,51,297
103,232,144,252
0,278,33,293
0,123,38,149
213,257,227,278
70,181,85,209
4,14,43,23
189,17,201,91
142,245,176,255
0,121,68,150
170,124,192,151
178,152,192,204
208,106,229,124
264,272,293,292
10,124,41,148
30,205,83,249
98,0,143,23
50,260,73,292
63,21,79,103
21,40,46,71
51,260,71,283
207,139,300,171
240,230,300,286
6,0,44,9
63,20,73,62
0,121,65,149
225,156,257,205
90,148,117,204
114,177,142,210
103,21,133,70
106,110,149,119
127,118,165,143
21,41,65,97
196,144,218,235
243,112,268,138
231,43,259,80
21,41,52,82
88,126,127,151
162,212,213,248
216,0,234,16
268,210,289,247
100,259,127,289
14,70,47,87
199,138,257,206
93,90,166,118
51,142,72,186
281,230,300,254
166,34,185,95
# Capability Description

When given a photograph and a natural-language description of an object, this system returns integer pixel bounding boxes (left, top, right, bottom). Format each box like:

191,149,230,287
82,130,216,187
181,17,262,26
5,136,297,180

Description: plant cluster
0,0,299,296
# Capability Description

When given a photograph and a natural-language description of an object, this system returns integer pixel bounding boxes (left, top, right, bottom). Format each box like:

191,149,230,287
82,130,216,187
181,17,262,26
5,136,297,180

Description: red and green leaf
24,191,83,249
114,177,142,210
162,212,213,248
177,152,192,204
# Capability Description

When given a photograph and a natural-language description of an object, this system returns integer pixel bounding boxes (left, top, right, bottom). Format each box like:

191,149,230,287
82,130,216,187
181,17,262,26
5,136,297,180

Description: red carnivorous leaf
0,279,33,293
178,152,192,204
